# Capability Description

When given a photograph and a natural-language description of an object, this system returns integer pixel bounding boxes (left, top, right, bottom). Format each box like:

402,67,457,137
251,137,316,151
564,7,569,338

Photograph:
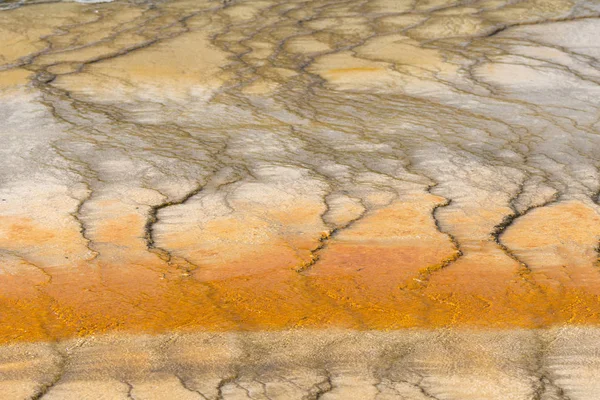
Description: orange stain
1,198,600,344
0,217,55,245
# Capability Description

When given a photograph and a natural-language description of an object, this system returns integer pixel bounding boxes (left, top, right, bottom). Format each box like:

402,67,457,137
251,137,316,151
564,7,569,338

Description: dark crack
491,190,559,276
173,374,209,399
403,187,463,290
303,371,333,400
144,184,205,265
533,375,572,400
69,183,99,260
29,345,66,400
530,333,572,400
410,378,442,400
480,13,600,40
122,381,135,400
216,374,239,400
295,193,367,273
593,188,600,270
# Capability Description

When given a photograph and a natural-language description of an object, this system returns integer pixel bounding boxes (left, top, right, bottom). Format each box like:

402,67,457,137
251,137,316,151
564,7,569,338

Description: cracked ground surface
1,0,600,397
2,328,600,399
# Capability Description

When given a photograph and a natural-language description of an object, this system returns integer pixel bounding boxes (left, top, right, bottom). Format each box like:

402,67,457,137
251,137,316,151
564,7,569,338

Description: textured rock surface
2,328,600,399
1,0,600,396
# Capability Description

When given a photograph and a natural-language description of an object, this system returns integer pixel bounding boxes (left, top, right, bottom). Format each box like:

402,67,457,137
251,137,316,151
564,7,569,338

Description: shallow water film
1,0,600,398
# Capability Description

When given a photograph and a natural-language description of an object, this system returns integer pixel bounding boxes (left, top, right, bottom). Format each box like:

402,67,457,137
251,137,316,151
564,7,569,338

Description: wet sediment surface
1,0,600,396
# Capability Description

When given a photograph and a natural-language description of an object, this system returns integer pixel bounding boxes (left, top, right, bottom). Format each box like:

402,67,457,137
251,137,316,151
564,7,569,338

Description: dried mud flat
1,0,600,397
2,328,600,399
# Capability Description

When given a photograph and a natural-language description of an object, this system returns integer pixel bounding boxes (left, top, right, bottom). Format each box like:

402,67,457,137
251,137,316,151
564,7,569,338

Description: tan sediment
0,69,31,89
3,327,600,399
